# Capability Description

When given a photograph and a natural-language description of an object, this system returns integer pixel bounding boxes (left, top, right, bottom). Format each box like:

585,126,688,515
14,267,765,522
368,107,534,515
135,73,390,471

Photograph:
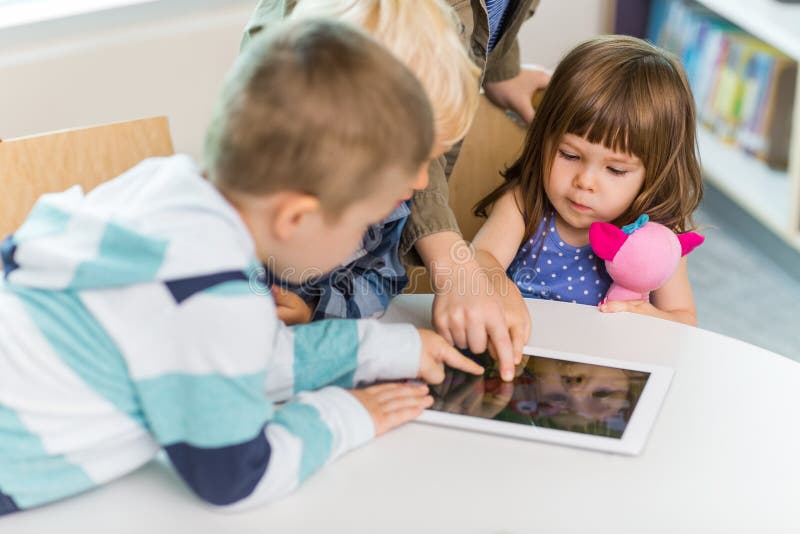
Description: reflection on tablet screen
430,351,650,439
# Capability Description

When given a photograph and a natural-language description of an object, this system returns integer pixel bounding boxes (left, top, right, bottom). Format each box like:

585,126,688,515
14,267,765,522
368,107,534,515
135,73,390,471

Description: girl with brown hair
474,35,704,325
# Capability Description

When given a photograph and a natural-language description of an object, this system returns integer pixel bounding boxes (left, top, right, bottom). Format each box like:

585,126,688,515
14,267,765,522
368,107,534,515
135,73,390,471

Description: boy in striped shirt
0,19,481,515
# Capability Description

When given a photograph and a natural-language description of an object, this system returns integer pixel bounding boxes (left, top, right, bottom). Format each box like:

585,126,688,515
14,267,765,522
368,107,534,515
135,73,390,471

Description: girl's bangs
561,83,646,157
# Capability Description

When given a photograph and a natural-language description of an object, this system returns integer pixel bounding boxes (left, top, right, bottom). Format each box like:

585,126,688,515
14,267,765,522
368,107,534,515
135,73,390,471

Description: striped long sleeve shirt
0,155,421,515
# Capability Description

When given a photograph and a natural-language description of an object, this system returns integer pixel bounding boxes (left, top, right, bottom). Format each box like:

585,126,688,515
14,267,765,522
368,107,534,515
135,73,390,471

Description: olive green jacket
241,0,539,262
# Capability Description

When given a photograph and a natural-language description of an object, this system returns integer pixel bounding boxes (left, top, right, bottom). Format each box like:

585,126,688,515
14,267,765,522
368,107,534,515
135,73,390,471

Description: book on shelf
647,0,797,170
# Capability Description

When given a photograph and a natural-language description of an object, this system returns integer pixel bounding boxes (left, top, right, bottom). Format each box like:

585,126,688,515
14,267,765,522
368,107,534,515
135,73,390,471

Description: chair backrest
448,96,527,242
405,96,526,293
0,116,174,236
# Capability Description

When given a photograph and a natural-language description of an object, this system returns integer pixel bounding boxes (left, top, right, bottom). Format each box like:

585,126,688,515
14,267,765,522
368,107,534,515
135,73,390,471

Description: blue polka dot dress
507,216,611,305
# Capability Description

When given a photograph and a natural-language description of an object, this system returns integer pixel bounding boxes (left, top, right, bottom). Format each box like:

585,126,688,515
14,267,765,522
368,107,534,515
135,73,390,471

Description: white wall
519,0,614,69
0,1,254,159
0,0,612,159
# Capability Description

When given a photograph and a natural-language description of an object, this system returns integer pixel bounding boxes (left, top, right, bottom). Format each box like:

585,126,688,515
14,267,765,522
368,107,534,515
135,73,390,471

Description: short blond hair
291,0,480,148
205,19,434,215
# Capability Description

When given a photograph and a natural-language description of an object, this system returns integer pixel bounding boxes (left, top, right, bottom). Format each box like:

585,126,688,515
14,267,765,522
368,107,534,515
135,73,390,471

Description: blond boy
268,0,481,325
245,0,545,381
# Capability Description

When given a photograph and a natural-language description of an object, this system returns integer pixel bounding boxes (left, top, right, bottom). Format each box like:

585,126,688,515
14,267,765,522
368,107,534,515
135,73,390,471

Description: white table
5,295,799,533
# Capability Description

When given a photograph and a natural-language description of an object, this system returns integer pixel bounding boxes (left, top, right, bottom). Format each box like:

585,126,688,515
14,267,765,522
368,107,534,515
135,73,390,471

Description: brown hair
205,18,434,215
475,35,703,246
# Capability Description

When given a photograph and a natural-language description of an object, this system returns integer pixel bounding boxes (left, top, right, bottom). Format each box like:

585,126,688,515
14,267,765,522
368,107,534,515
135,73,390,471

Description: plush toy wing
588,222,628,261
677,232,705,256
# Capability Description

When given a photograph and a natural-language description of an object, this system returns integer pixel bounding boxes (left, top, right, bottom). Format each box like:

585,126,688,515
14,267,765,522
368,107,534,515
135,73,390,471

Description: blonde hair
291,0,480,148
205,18,434,215
476,35,703,243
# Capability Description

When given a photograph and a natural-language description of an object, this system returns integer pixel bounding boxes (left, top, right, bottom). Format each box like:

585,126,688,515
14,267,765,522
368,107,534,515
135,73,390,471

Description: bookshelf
697,128,797,244
692,0,800,61
654,0,800,252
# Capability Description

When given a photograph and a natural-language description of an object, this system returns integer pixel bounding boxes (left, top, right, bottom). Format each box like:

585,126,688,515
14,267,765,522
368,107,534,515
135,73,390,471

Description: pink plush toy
589,214,704,303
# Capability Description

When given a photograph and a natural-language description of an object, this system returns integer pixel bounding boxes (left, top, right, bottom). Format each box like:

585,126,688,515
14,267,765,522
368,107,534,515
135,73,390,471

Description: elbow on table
164,434,273,509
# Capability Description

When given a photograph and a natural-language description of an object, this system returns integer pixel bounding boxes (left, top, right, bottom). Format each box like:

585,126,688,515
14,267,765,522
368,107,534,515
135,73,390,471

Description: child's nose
573,169,596,191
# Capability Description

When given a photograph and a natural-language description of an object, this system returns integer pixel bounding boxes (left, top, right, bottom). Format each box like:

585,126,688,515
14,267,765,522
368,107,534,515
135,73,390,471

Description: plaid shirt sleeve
291,201,411,320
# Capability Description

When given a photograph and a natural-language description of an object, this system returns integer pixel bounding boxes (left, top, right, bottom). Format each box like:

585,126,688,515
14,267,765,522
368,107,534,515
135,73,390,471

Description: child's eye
607,167,628,176
558,149,578,161
593,389,625,400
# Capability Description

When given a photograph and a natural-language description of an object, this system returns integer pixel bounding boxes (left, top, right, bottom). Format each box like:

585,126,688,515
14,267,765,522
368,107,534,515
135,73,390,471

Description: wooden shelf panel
697,126,800,250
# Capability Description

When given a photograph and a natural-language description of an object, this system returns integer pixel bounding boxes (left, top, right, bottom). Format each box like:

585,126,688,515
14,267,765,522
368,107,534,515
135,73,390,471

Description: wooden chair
405,96,527,293
0,117,174,236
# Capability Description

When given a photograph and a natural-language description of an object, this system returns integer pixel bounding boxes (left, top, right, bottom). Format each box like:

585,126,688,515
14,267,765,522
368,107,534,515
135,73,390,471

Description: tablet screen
430,351,651,439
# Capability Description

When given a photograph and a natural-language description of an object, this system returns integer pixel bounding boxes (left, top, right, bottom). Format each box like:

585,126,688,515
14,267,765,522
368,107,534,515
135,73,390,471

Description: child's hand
348,383,433,436
271,285,314,325
416,233,524,383
431,261,520,382
599,300,697,326
417,329,484,384
493,277,532,362
599,300,656,316
431,253,529,383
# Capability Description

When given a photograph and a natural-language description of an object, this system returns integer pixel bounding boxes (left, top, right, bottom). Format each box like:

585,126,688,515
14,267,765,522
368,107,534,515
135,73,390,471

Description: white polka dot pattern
507,217,611,305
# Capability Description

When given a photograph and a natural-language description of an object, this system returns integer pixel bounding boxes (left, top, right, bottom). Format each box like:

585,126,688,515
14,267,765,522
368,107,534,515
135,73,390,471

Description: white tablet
418,346,673,455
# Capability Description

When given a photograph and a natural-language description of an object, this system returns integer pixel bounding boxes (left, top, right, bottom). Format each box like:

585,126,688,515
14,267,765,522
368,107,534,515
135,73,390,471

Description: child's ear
589,222,628,261
677,231,705,257
272,193,321,241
